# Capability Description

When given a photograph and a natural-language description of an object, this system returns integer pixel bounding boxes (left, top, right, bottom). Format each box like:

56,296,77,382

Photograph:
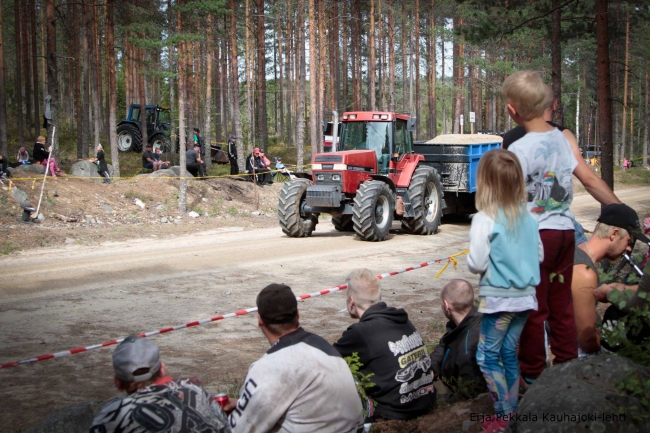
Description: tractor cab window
394,119,410,157
131,107,141,122
341,121,391,172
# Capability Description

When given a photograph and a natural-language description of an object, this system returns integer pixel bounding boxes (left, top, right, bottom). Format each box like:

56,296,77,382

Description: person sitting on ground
33,136,49,165
153,148,171,170
142,143,162,171
333,268,436,421
245,148,272,185
0,154,8,178
571,204,639,356
186,143,206,178
430,279,486,402
16,147,30,165
90,335,231,433
259,149,271,167
90,144,111,184
229,283,364,433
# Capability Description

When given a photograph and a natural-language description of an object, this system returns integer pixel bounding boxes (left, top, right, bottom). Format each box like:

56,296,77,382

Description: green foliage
226,206,238,215
616,373,650,422
125,189,153,203
344,352,376,417
1,242,18,255
441,376,485,402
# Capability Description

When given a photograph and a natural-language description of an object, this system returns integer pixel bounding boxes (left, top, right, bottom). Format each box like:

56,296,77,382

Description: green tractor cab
117,104,172,153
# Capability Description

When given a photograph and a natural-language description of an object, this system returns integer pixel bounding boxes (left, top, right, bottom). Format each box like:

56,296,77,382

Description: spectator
142,144,162,171
502,84,621,245
430,279,486,402
504,71,580,389
153,148,171,170
90,144,111,184
90,335,231,433
33,135,49,164
623,158,629,170
333,269,435,421
16,147,30,165
259,149,271,167
0,154,7,178
194,127,205,158
571,204,638,356
227,135,238,175
229,283,364,433
186,143,206,178
468,149,543,433
246,148,272,185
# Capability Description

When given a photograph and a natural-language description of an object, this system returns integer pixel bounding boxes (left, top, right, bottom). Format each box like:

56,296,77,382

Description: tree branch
500,0,580,39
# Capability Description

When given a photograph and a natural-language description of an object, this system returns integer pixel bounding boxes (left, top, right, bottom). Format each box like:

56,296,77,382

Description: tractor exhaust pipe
332,111,339,152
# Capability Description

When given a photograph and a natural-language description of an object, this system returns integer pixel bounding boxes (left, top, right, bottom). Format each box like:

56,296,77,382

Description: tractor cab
117,104,172,152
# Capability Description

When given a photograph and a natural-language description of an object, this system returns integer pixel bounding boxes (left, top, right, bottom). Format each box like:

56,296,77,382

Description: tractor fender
117,120,140,128
292,172,313,181
369,175,396,194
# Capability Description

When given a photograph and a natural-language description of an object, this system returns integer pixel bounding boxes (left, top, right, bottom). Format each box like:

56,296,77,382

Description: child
504,71,579,389
468,149,543,432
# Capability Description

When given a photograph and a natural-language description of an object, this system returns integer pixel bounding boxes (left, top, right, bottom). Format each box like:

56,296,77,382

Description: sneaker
482,418,509,433
519,375,534,398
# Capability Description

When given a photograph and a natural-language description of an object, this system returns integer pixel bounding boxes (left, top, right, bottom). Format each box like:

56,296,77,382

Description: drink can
214,393,229,409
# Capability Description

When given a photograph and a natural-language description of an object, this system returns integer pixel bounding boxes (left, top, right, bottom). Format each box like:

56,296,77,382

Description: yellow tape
434,250,469,278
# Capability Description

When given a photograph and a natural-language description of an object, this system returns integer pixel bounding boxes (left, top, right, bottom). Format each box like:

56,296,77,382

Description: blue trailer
413,134,502,215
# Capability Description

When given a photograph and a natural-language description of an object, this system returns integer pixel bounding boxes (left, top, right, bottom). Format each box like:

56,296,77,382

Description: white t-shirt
509,128,578,231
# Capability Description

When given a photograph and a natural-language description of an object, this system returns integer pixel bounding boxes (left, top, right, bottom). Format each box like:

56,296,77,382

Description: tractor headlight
333,164,347,170
316,174,325,181
332,174,341,181
312,164,323,170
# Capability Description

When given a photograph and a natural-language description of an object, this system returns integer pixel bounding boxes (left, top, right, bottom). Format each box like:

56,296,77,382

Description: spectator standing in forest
227,135,238,175
90,144,111,184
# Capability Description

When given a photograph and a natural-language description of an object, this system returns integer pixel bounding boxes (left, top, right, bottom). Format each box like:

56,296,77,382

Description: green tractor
117,104,172,153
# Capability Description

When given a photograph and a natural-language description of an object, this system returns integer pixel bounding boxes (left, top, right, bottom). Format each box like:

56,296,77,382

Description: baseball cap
253,147,260,154
145,143,152,148
256,284,298,324
112,335,161,382
598,204,650,244
231,135,237,139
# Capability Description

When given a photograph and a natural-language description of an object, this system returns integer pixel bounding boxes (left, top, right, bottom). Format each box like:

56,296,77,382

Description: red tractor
278,111,443,242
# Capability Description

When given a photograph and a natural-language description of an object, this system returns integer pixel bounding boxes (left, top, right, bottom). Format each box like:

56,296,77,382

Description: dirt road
1,186,648,431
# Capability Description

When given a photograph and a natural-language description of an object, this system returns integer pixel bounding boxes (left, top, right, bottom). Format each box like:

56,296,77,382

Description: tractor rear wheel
332,215,354,232
278,179,319,237
402,166,443,235
117,124,141,152
353,181,394,242
150,133,171,153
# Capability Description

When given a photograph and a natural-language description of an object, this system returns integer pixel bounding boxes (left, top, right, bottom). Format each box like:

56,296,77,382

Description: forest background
0,0,649,191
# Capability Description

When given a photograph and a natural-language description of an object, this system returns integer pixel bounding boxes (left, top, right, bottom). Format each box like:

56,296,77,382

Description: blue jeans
574,219,587,245
477,310,530,415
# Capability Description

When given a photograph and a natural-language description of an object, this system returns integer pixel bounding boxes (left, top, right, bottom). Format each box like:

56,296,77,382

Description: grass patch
192,205,204,215
226,206,238,215
615,167,650,185
125,189,153,202
1,241,18,255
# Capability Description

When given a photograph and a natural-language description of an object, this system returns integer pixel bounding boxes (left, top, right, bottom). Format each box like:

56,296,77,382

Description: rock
24,401,103,433
37,213,45,221
65,238,75,244
69,160,113,178
85,215,95,224
53,190,59,197
133,198,146,209
511,355,650,433
251,211,261,216
226,291,231,295
161,217,168,223
188,211,199,218
149,213,156,218
202,197,208,202
100,204,113,213
149,168,178,178
11,164,46,175
173,218,182,225
11,187,30,207
176,216,182,219
156,205,167,211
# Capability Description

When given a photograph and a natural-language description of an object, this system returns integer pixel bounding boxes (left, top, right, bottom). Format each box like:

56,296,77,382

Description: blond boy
503,71,578,388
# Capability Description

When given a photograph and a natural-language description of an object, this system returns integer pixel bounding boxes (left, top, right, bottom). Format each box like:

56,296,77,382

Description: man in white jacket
229,284,364,433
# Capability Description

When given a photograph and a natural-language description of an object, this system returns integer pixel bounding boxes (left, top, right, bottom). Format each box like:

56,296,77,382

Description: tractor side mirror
407,117,417,131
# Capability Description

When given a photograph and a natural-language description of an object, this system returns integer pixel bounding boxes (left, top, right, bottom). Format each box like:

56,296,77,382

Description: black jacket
334,302,435,420
228,140,237,159
33,142,49,163
430,307,485,394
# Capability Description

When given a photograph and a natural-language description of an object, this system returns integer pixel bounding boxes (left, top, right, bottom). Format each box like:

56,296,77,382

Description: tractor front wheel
402,166,443,235
117,124,142,152
150,133,171,153
353,181,394,242
332,215,354,232
278,179,319,237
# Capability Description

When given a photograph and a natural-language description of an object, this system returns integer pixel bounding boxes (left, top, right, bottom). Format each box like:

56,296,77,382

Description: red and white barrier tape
0,250,468,370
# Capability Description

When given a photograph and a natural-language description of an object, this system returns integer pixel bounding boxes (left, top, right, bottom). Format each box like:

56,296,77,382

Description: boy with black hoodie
334,269,435,421
430,279,486,401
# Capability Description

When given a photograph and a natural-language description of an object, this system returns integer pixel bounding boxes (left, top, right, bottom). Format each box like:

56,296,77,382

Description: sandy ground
0,184,648,432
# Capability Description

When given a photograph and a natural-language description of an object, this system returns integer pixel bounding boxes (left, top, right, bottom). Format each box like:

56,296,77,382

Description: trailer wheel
117,124,141,152
353,181,394,242
278,179,318,237
332,215,354,232
402,166,443,235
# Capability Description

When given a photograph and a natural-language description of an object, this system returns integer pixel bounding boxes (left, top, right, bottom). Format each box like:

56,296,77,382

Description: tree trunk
82,2,90,158
596,0,614,189
30,0,40,136
74,1,83,158
22,0,33,138
427,1,436,138
551,0,563,125
369,0,376,110
245,0,254,149
256,0,267,146
388,0,395,112
342,0,348,111
308,0,318,159
401,0,407,113
0,0,7,156
644,59,648,169
177,2,187,212
46,0,59,160
414,0,420,139
352,0,362,111
14,0,24,147
91,0,102,147
318,0,327,153
229,0,245,171
106,0,119,177
441,31,446,134
620,4,629,165
297,0,306,169
204,15,213,169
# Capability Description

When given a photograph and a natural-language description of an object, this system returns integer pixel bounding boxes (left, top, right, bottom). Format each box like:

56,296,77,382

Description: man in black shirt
227,135,239,175
186,143,206,178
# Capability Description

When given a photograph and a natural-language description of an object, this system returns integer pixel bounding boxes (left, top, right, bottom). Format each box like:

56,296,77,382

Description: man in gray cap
228,284,364,433
90,335,231,433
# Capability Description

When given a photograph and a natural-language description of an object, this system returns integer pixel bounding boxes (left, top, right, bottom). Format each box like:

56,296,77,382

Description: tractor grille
314,172,342,185
314,155,343,163
306,185,342,208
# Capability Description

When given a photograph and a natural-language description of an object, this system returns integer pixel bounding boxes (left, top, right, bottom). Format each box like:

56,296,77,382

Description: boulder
11,187,31,207
70,160,113,178
24,401,103,433
150,166,180,178
9,164,46,176
511,355,650,432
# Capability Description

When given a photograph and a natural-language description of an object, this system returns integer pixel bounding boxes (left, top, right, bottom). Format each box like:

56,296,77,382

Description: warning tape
0,250,468,370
